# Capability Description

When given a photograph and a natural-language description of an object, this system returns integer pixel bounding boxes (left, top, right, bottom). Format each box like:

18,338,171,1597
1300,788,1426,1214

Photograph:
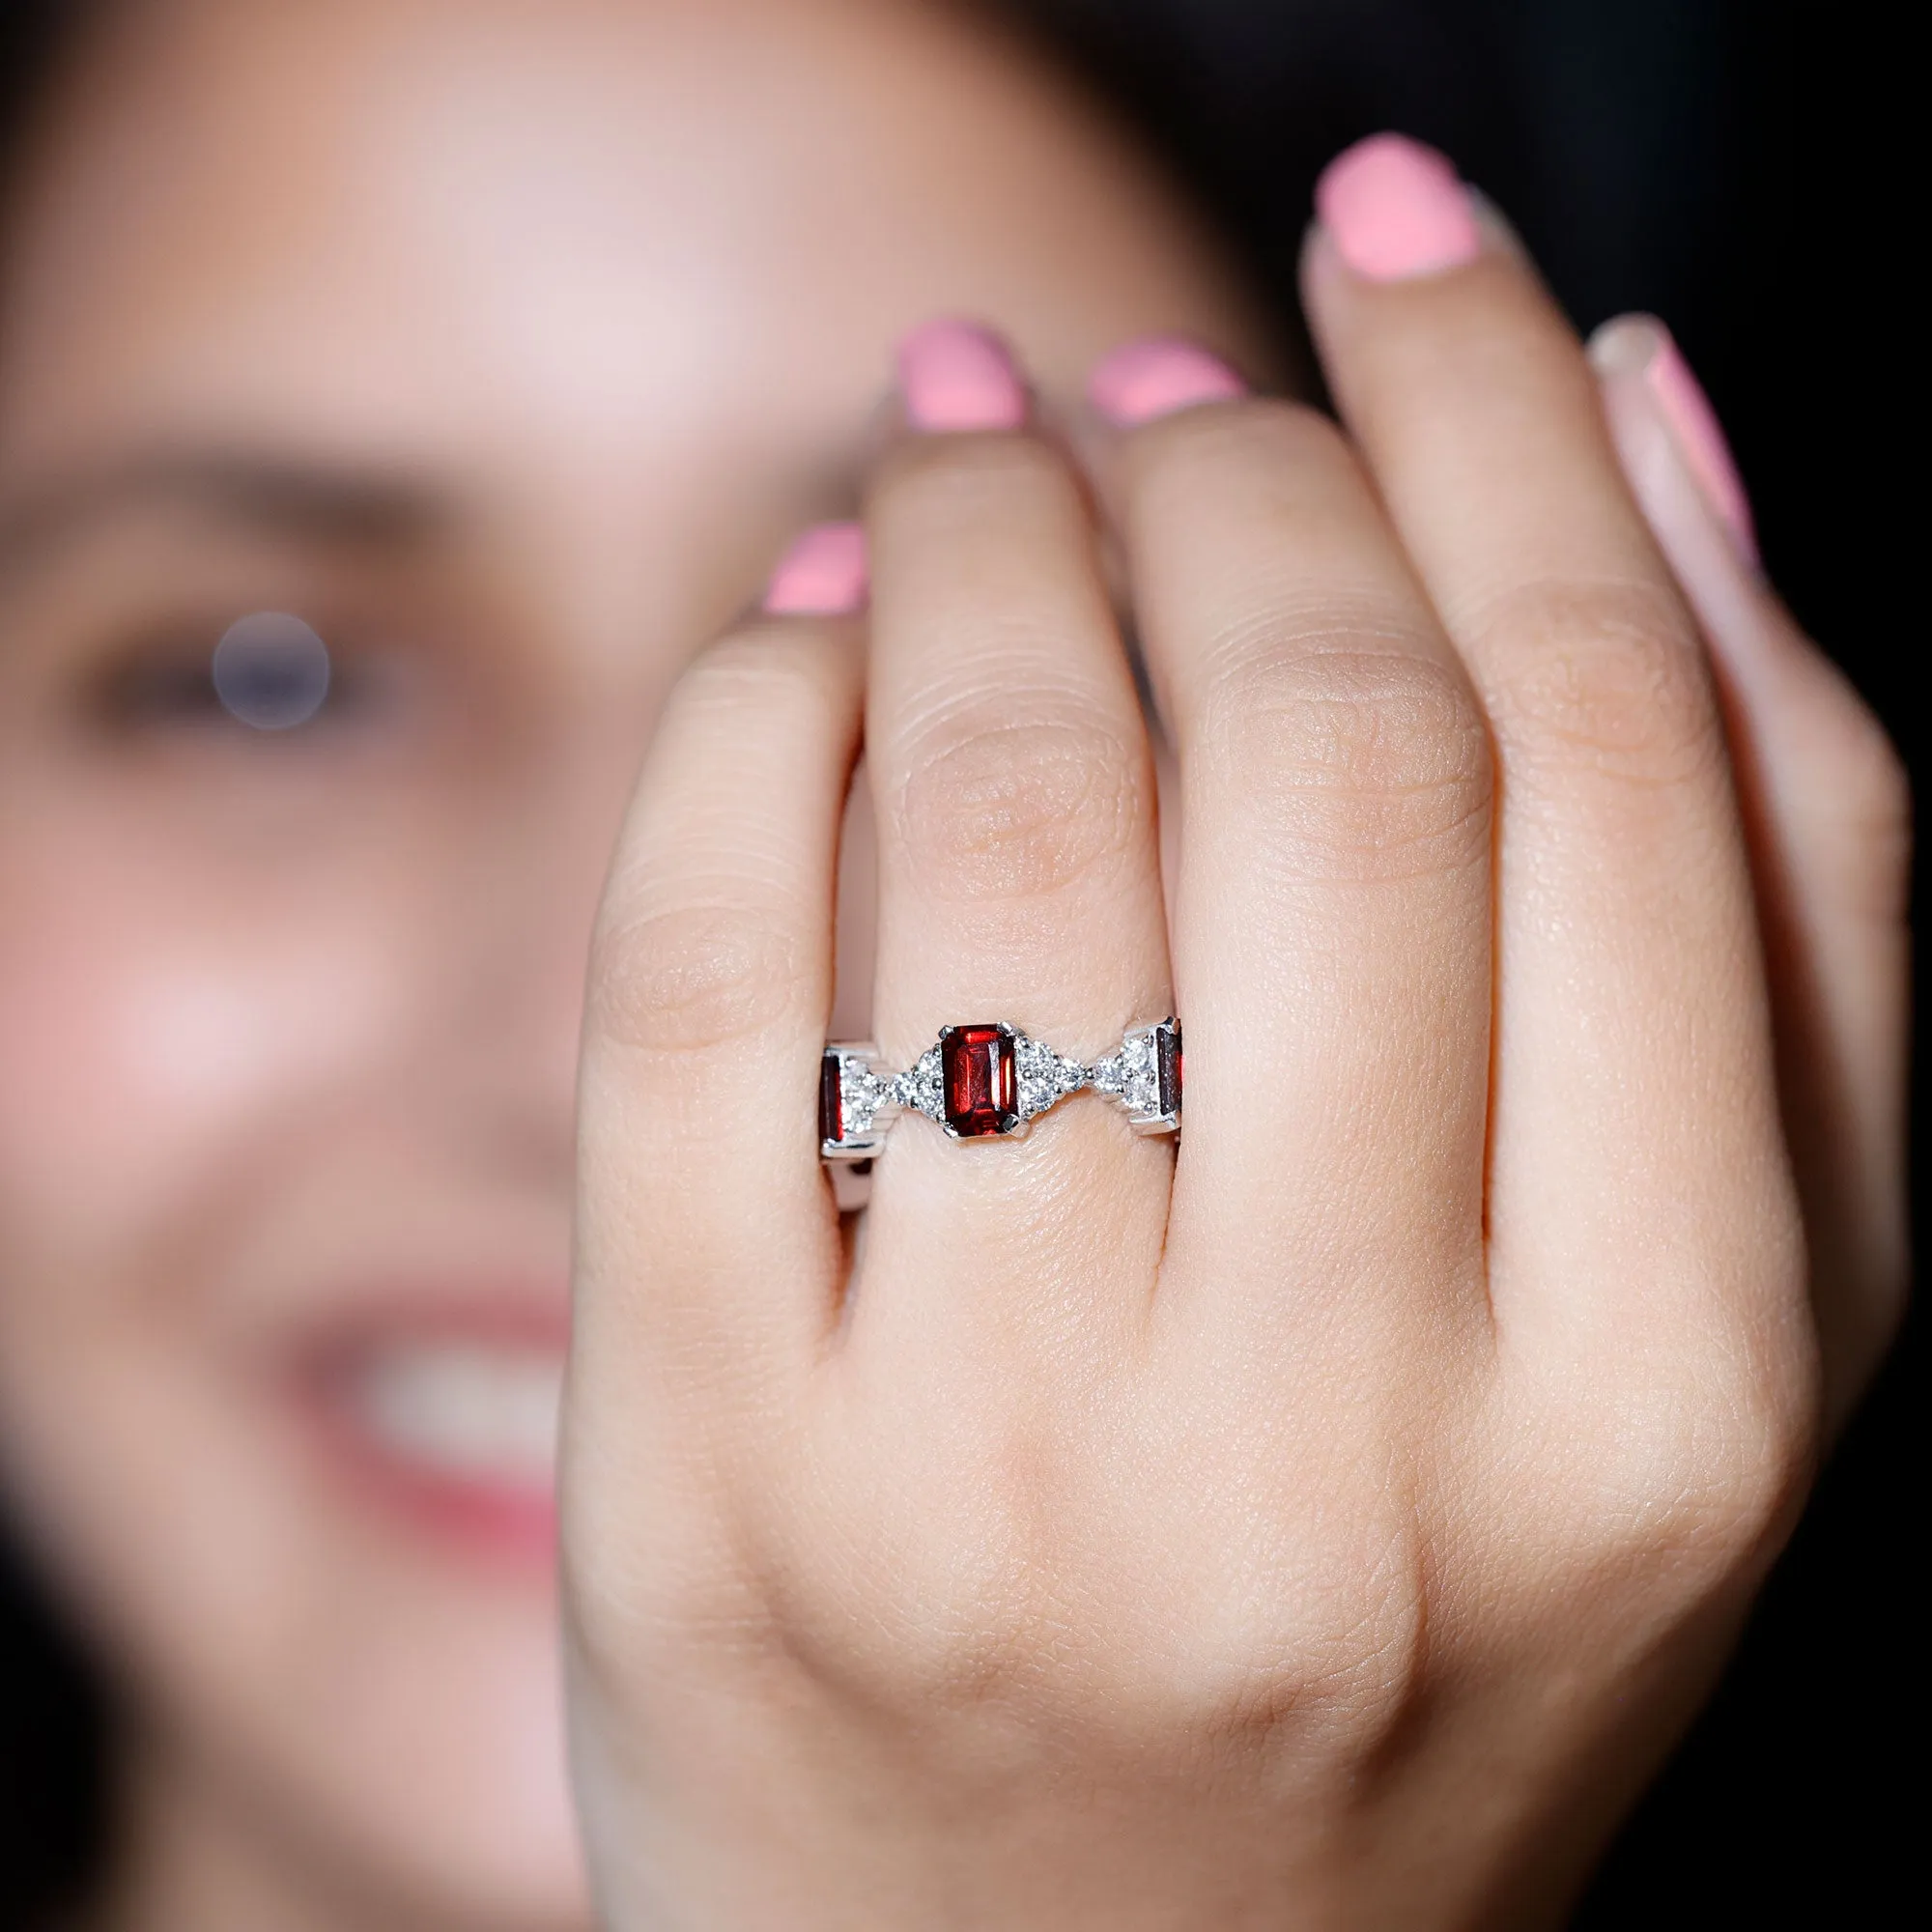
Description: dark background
2,0,1916,1922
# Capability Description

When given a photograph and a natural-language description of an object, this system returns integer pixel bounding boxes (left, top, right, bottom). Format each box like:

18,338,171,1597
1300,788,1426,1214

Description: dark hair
1,18,114,1914
1,1536,107,1926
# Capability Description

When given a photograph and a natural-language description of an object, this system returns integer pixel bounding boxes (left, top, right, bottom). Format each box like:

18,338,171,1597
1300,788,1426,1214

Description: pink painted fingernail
761,521,868,614
1087,336,1247,425
896,318,1028,432
1642,328,1758,568
1589,316,1758,565
1315,133,1483,282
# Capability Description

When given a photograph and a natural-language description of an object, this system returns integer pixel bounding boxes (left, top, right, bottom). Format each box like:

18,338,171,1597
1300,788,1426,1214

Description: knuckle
1841,702,1913,838
872,433,1073,532
1194,1539,1431,1763
1204,642,1492,882
1718,1375,1819,1552
1630,1445,1810,1611
895,712,1144,900
673,628,851,733
1641,1368,1815,1567
1119,1492,1435,1775
1563,1305,1819,1592
1478,579,1723,789
1695,1293,1821,1555
1814,698,1914,923
587,904,800,1055
1130,393,1350,484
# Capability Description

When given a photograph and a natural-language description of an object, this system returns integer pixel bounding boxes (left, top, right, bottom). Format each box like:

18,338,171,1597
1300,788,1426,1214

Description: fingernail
761,521,868,615
896,318,1028,432
1315,133,1483,282
1463,185,1531,265
1589,315,1758,566
1087,336,1247,425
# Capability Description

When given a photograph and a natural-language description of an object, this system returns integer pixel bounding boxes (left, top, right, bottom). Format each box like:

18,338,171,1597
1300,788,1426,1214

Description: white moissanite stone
840,1059,889,1137
894,1047,946,1122
1011,1030,1090,1120
1117,1028,1163,1116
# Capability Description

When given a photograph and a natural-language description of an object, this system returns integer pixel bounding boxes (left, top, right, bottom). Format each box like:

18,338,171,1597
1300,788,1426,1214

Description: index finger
573,577,862,1435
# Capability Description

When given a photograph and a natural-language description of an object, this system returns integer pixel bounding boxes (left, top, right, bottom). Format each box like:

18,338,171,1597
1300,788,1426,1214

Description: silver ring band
821,1017,1180,1159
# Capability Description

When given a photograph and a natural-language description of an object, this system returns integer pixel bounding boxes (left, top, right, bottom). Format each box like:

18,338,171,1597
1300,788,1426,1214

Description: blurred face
0,0,1255,1921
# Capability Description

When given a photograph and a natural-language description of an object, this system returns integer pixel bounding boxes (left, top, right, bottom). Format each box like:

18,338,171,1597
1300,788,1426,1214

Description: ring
820,1017,1180,1159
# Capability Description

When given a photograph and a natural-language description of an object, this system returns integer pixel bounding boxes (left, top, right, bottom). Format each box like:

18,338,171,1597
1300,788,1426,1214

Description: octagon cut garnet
818,1051,844,1146
1155,1020,1181,1121
940,1023,1018,1138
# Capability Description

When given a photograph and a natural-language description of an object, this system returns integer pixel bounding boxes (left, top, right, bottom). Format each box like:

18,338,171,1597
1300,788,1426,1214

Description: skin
0,1,1907,1930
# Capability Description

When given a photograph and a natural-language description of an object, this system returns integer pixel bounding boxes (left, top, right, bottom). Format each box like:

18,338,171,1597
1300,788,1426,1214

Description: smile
299,1317,568,1568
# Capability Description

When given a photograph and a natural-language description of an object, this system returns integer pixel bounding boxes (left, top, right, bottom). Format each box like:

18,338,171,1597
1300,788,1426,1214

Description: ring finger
856,320,1174,1352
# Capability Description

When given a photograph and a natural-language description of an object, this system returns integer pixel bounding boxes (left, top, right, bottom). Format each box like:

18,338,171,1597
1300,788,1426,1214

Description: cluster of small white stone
1114,1029,1165,1117
892,1047,947,1122
1013,1031,1091,1120
838,1055,893,1138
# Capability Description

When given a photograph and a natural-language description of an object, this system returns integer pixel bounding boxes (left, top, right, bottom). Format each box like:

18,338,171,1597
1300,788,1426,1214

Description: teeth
347,1345,562,1489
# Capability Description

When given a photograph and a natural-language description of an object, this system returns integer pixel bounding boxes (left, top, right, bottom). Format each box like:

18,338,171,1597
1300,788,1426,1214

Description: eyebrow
0,449,455,572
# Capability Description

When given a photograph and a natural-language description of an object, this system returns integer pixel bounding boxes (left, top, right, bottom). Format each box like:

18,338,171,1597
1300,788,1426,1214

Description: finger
858,321,1174,1347
1085,344,1494,1343
1301,136,1803,1351
574,533,864,1421
1592,316,1911,1425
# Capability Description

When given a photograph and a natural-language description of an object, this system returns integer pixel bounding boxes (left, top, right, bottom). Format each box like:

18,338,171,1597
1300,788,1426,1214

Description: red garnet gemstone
818,1051,844,1145
1156,1021,1181,1120
940,1023,1018,1138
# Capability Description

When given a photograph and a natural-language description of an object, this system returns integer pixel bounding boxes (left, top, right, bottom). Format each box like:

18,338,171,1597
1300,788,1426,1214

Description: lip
288,1293,569,1573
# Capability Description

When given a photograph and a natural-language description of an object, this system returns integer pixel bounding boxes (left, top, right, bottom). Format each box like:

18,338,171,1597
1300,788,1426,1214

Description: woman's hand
559,138,1908,1930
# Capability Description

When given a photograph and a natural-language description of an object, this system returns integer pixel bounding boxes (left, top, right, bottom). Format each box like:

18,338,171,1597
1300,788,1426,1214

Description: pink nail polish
1642,327,1759,568
1315,133,1483,282
896,319,1028,432
761,521,867,615
1087,336,1247,425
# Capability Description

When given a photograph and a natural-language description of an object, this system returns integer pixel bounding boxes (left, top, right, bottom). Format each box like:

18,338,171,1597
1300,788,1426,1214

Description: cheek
0,820,422,1274
0,819,588,1915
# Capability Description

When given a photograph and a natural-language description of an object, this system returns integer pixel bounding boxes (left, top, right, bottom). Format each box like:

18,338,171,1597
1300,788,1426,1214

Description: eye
210,611,331,728
96,611,358,734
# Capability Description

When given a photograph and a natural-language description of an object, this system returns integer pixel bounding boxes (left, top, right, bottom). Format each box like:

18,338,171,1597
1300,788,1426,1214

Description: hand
560,145,1907,1929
